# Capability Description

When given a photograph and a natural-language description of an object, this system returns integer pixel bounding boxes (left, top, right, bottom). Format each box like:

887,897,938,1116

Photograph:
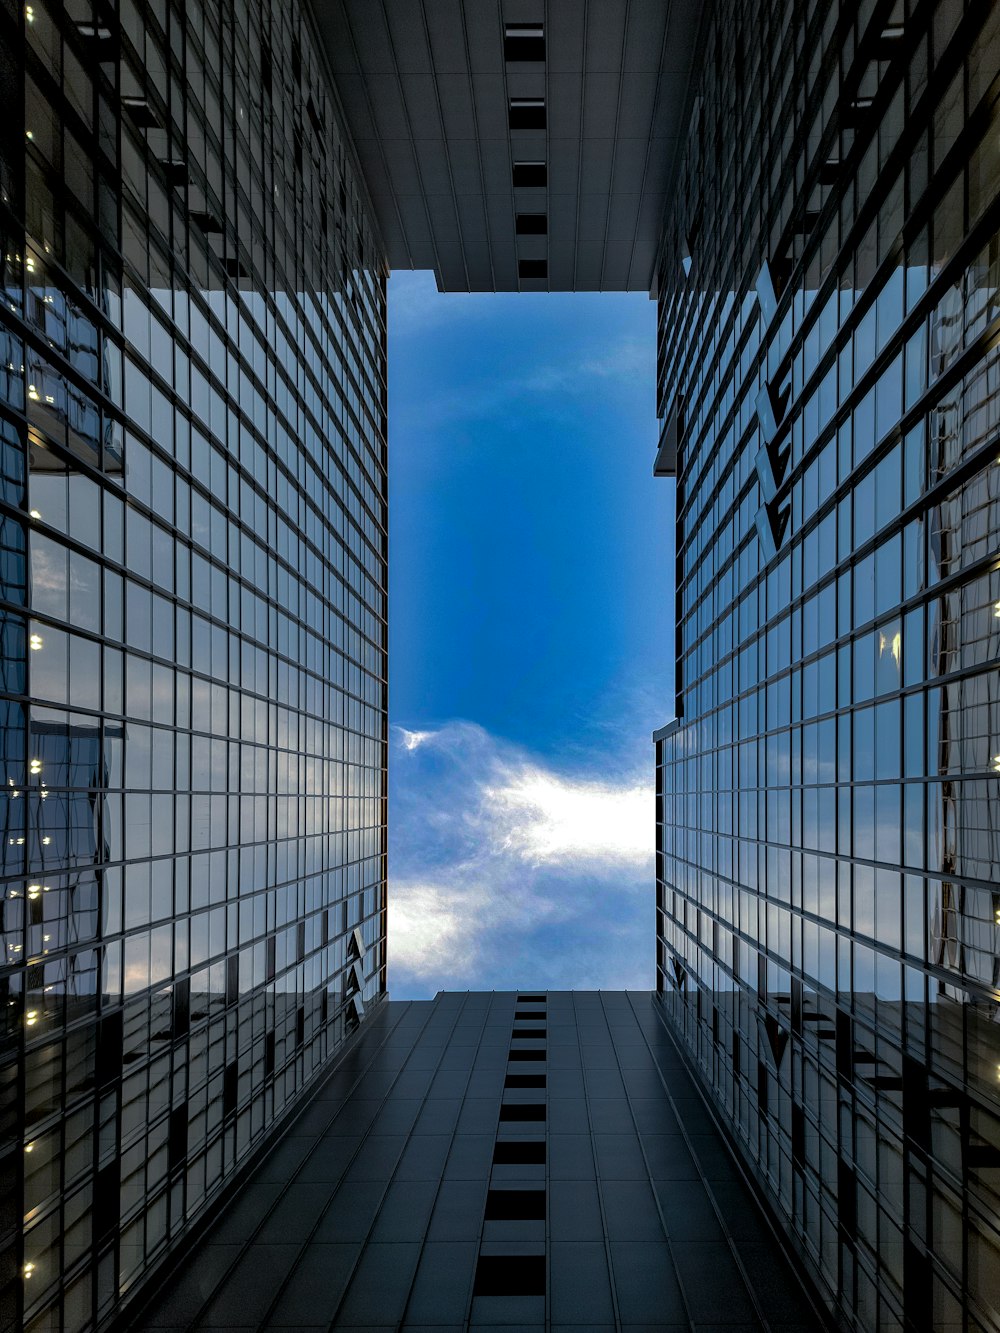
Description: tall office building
0,1,388,1330
654,3,1000,1331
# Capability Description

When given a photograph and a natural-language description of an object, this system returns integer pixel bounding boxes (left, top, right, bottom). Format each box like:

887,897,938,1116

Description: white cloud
396,727,436,751
389,721,654,995
487,766,651,868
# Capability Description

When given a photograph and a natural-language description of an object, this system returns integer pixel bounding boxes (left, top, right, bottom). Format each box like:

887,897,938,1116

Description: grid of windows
0,0,388,1329
655,2,1000,1331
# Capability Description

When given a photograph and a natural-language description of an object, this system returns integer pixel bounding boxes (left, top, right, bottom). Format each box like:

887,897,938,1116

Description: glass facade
654,2,1000,1330
0,0,388,1329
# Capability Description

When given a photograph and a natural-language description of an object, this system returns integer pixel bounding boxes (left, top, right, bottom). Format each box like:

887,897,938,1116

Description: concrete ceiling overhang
308,0,708,293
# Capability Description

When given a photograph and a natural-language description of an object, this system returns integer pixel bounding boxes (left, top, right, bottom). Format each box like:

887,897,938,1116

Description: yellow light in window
25,257,34,272
25,1012,37,1026
43,394,54,404
994,755,1000,773
41,836,50,845
28,633,42,650
28,510,40,520
24,1143,33,1153
994,601,1000,618
27,386,38,401
24,130,33,141
28,759,41,775
23,1263,34,1278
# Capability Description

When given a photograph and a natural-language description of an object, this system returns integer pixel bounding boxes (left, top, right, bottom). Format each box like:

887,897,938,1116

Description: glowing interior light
994,600,1000,618
24,130,33,140
28,759,41,775
41,836,50,845
23,1263,35,1278
27,387,39,401
28,633,42,650
993,755,1000,773
25,257,34,272
43,394,54,404
24,1143,33,1153
25,6,34,21
25,1012,37,1026
28,510,40,520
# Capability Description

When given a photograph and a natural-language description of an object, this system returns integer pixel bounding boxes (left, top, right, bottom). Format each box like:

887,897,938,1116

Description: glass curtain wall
655,1,1000,1330
0,0,388,1329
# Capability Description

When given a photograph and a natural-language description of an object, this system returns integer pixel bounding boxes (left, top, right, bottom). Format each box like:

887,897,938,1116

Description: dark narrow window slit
474,1254,545,1297
515,213,547,235
485,1188,546,1220
499,1102,546,1122
505,1073,545,1089
509,99,546,130
504,24,545,61
513,161,547,188
493,1140,545,1164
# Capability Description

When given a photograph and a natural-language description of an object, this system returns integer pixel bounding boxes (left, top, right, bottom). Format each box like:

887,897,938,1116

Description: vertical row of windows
506,23,548,282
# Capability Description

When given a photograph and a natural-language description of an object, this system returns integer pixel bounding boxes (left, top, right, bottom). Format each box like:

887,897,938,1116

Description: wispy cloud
521,339,652,393
388,722,654,995
398,727,437,751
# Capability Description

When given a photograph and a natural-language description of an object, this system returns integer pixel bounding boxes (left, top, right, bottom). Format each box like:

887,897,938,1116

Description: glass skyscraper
655,2,1000,1330
0,1,387,1329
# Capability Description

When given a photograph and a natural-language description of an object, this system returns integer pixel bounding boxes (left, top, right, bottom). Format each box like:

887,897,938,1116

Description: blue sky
386,270,675,997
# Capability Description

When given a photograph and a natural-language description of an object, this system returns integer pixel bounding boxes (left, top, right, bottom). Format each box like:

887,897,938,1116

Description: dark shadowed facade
132,990,825,1332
